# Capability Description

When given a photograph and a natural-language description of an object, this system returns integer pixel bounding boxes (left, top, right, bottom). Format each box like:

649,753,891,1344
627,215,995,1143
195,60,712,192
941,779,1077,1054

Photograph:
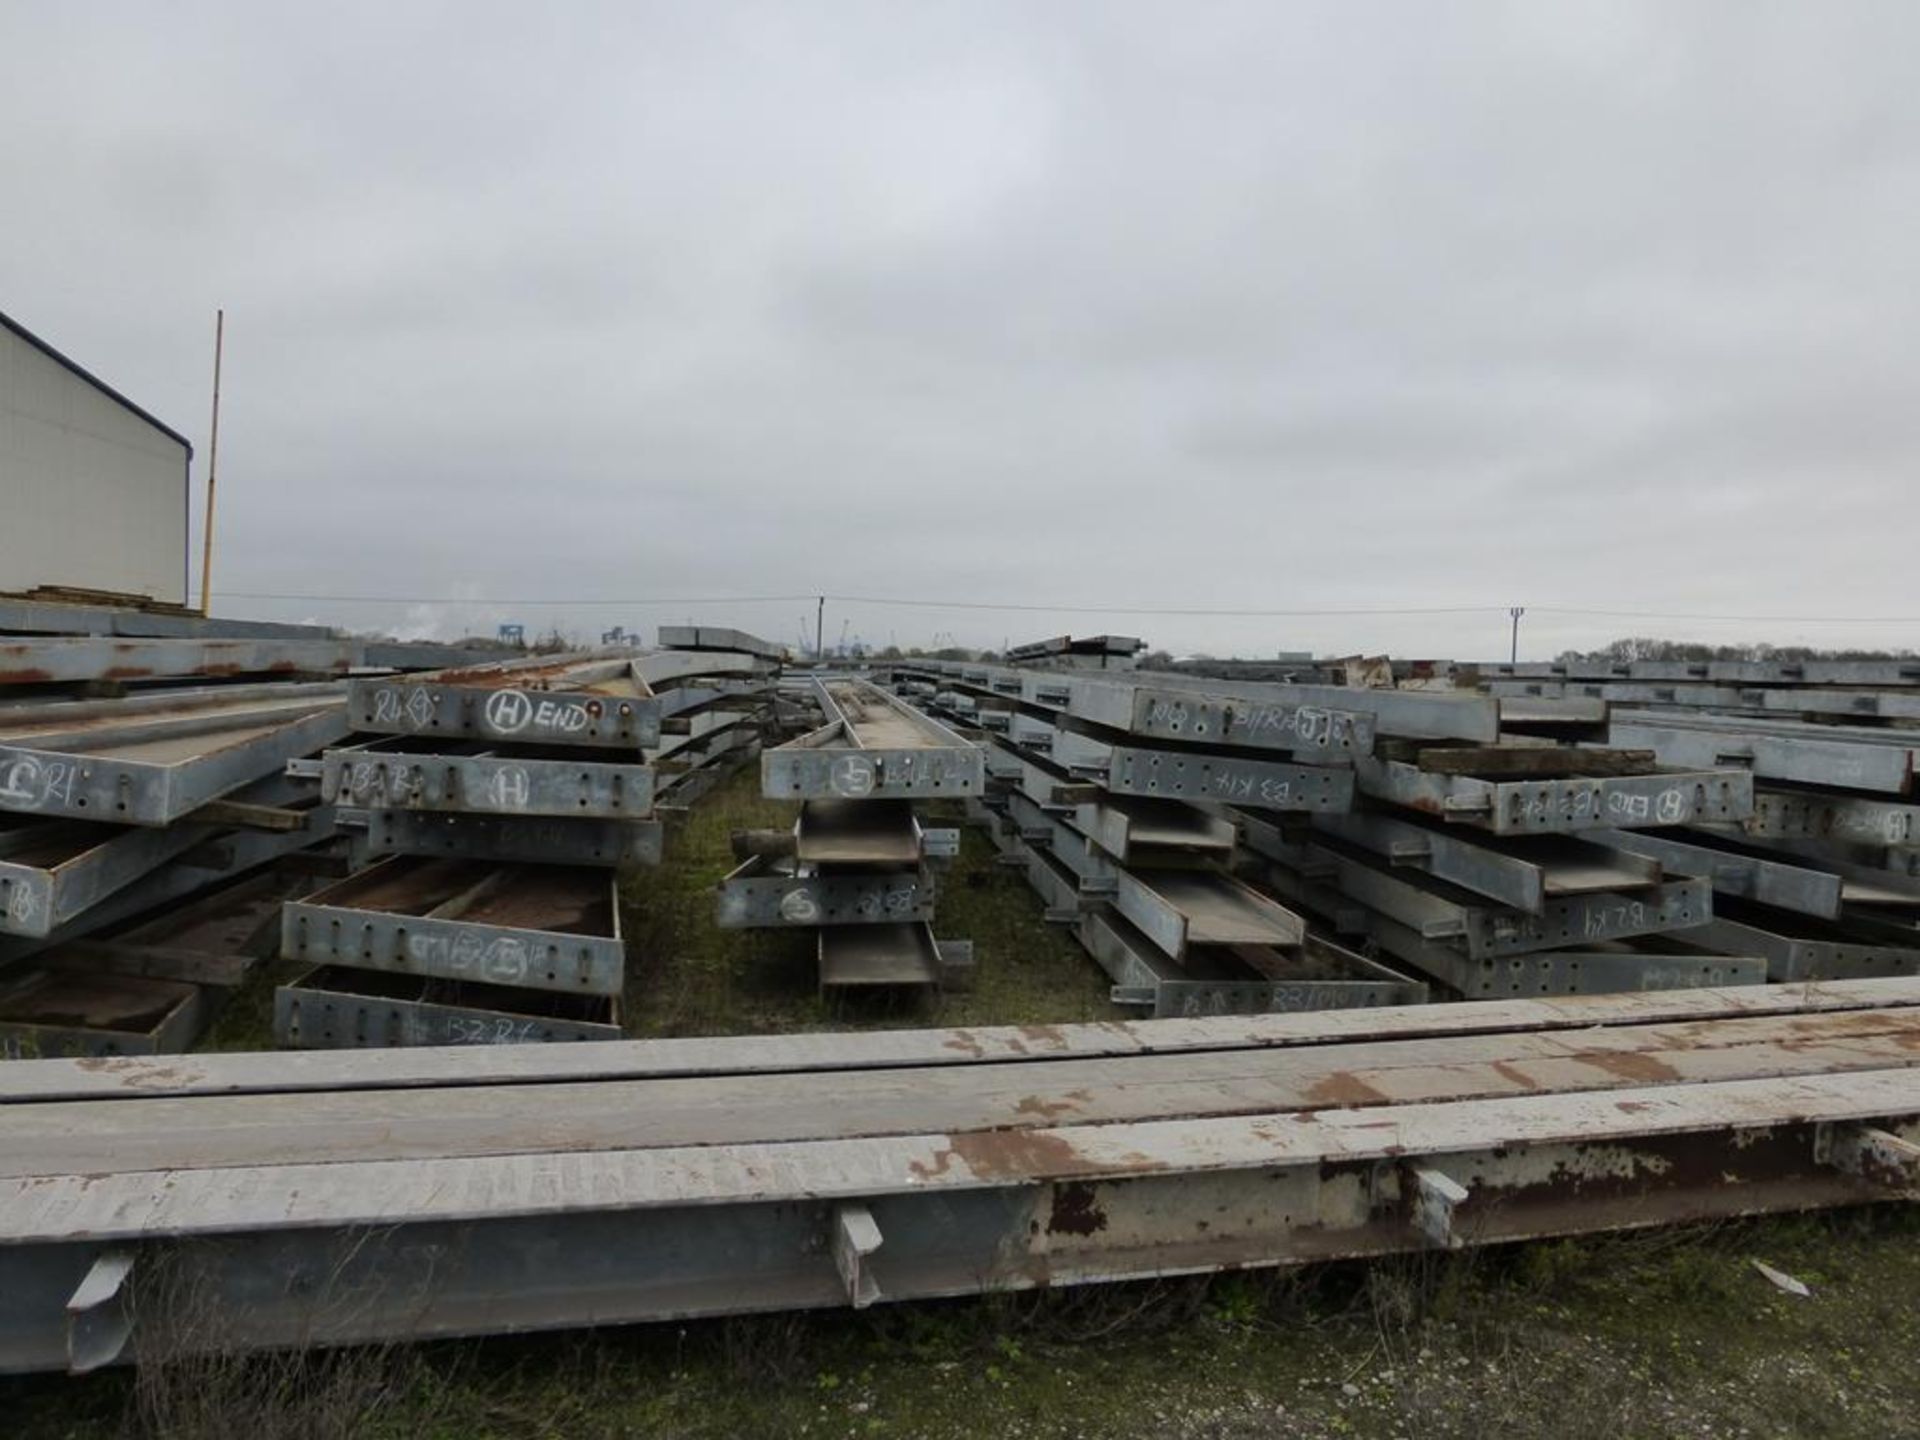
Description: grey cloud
3,0,1916,661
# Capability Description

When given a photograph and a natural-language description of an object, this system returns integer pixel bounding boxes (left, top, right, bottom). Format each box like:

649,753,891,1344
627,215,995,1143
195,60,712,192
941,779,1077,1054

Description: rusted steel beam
1,982,1918,1371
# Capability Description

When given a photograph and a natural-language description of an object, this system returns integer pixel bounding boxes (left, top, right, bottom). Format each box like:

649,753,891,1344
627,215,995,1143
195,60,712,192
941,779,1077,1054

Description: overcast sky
3,2,1916,659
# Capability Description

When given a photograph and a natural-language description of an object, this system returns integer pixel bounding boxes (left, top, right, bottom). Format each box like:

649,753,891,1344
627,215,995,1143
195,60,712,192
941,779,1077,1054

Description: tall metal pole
1509,606,1525,663
199,309,225,616
816,595,825,662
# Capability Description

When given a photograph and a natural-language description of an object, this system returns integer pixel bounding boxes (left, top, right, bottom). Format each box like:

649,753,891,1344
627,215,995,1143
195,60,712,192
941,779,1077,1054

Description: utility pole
816,595,825,662
199,309,225,616
1509,606,1526,663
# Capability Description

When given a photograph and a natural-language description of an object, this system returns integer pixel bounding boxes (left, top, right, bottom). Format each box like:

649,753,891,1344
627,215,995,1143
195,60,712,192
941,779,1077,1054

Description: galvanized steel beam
1354,756,1753,835
282,858,625,995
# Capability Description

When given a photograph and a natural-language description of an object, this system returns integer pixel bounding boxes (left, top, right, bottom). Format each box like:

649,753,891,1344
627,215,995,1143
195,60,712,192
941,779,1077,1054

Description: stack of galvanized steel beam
275,629,780,1048
892,643,1770,1013
1406,656,1920,983
722,676,978,996
0,601,493,1056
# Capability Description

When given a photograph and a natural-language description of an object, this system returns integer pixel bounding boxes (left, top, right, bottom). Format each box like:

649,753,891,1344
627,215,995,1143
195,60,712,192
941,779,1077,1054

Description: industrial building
0,308,192,606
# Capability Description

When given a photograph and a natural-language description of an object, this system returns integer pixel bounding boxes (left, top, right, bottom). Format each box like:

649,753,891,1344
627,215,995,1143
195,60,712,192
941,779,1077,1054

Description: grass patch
13,1209,1920,1439
620,767,1120,1035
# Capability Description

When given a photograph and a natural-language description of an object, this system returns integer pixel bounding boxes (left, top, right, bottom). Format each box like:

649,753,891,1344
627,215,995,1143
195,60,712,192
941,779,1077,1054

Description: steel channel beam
0,596,335,642
1081,906,1424,1017
1,1075,1915,1371
349,666,661,750
1,822,208,939
318,745,654,819
1494,678,1920,725
655,739,760,813
1496,695,1609,725
1000,773,1235,885
1259,863,1763,996
283,859,624,995
636,652,778,688
1000,669,1376,758
1479,659,1920,687
1105,743,1353,813
1106,976,1425,1017
0,704,349,827
274,965,623,1050
1743,788,1920,847
1028,796,1303,959
0,773,316,938
0,636,360,686
1074,796,1236,863
1611,711,1920,796
1707,831,1920,895
36,868,309,991
20,978,1920,1104
763,681,983,801
1269,840,1711,960
342,810,664,868
1591,828,1845,920
1685,916,1920,982
1310,811,1559,913
0,818,341,969
654,626,786,662
816,921,947,989
1751,688,1920,723
650,710,759,766
898,658,1494,743
1013,838,1089,924
0,972,206,1061
0,681,345,727
1123,686,1374,758
0,692,341,753
998,665,1389,744
1486,679,1752,710
1355,757,1752,834
716,857,935,928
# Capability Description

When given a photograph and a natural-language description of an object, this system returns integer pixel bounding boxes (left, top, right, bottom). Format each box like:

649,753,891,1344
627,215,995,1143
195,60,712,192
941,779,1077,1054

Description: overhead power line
212,590,1920,625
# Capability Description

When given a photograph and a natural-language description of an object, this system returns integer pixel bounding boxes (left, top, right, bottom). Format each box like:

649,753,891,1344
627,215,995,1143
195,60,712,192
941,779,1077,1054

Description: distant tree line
1556,637,1917,663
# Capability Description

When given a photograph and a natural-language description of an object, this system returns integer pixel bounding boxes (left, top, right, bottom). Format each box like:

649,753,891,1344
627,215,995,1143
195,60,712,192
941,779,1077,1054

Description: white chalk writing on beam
487,766,532,810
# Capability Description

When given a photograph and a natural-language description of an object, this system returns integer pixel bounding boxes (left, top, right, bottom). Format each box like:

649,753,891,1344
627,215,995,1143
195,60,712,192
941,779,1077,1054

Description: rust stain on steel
67,1057,204,1090
416,656,599,688
908,1147,959,1182
1575,1050,1681,1083
1018,1024,1067,1046
1303,1071,1389,1108
1014,1088,1093,1120
1046,1181,1110,1237
942,1031,986,1058
100,667,156,680
1491,1060,1539,1090
0,668,56,684
934,1127,1173,1183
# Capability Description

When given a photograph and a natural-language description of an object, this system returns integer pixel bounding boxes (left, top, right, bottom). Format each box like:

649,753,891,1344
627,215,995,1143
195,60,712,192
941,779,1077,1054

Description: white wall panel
0,322,190,605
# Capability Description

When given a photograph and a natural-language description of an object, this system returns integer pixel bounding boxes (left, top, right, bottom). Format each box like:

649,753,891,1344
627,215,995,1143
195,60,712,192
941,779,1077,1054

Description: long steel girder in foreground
1,979,1919,1372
